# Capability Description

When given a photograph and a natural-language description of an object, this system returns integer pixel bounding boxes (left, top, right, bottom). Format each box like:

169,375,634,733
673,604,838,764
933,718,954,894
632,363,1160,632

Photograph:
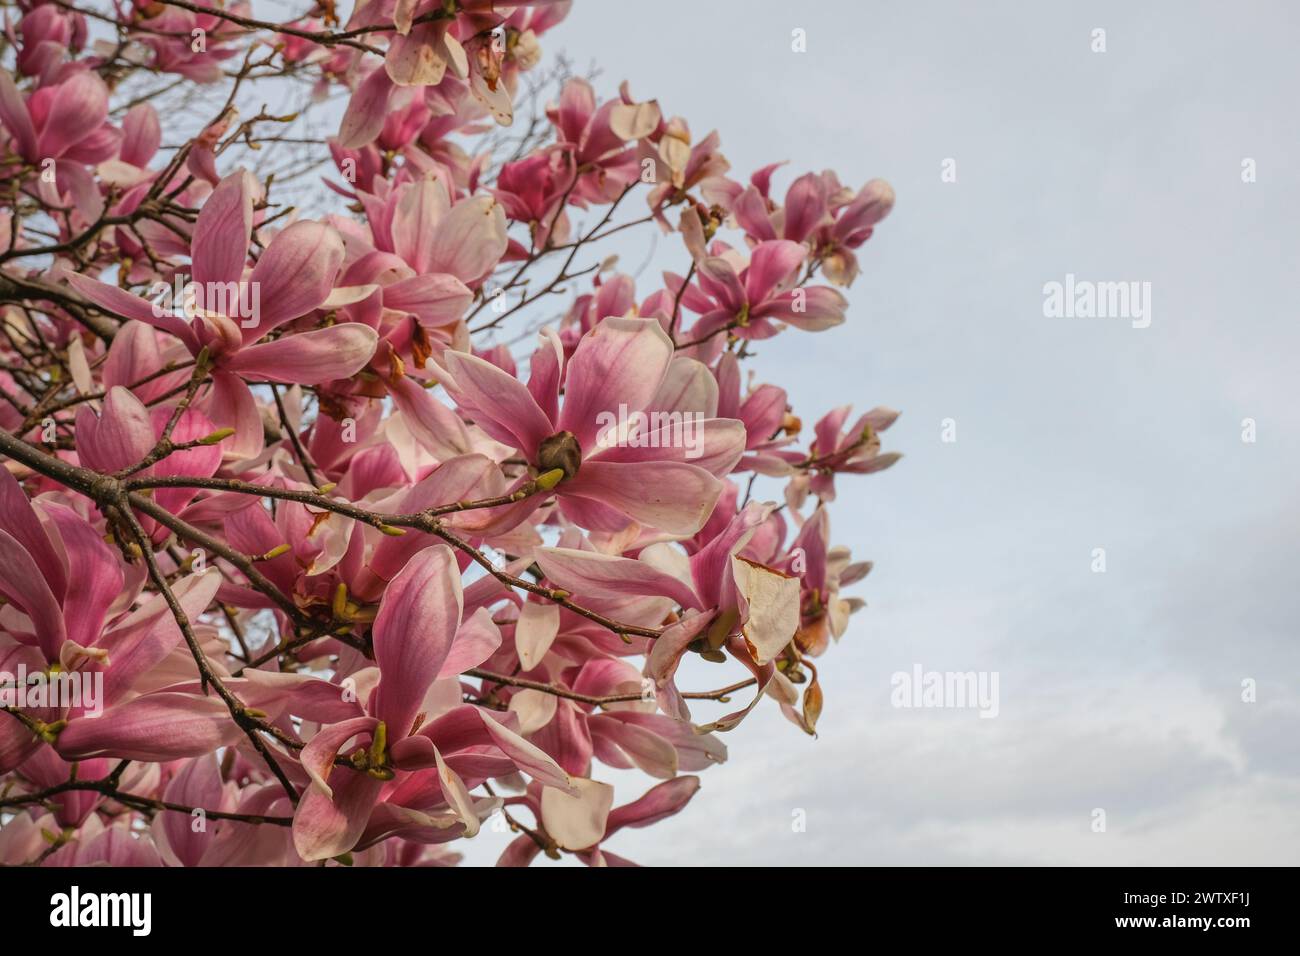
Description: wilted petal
731,556,799,666
540,778,614,851
513,601,559,671
385,22,451,87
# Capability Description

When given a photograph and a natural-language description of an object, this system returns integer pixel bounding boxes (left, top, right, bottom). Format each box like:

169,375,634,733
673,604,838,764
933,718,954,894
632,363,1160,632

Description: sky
460,0,1300,865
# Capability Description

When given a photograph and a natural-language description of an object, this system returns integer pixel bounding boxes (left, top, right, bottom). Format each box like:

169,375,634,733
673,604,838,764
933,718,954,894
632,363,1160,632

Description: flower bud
197,427,235,445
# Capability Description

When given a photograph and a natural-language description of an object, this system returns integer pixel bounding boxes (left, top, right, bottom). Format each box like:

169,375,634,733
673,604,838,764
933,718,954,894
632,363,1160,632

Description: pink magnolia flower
0,468,244,773
785,404,901,510
341,173,506,314
0,66,119,226
729,167,895,286
672,239,848,356
0,0,899,868
533,499,801,731
134,5,247,83
712,351,797,474
435,316,747,535
291,545,573,861
0,67,116,166
15,6,87,81
547,77,662,205
65,169,379,459
494,149,575,249
639,119,730,226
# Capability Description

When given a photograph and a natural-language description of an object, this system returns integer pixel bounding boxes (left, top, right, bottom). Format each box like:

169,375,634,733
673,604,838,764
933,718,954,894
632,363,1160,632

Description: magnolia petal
299,716,380,797
514,601,560,671
540,778,614,851
558,316,674,452
206,372,263,460
535,546,701,611
441,349,553,458
390,178,451,275
425,193,508,286
731,556,800,666
191,170,256,290
292,769,385,862
338,68,393,149
507,689,558,736
246,221,346,335
65,276,199,352
437,607,503,679
0,68,37,160
225,323,378,384
37,71,108,160
371,544,463,739
605,776,701,836
433,746,480,837
55,693,243,761
561,460,722,536
0,528,66,660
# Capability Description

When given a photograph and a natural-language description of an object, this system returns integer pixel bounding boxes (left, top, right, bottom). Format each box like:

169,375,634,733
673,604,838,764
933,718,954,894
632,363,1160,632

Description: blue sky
456,0,1300,865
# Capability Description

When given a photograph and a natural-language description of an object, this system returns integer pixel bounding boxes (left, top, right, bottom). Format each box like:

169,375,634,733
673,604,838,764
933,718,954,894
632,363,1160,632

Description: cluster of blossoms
0,0,897,866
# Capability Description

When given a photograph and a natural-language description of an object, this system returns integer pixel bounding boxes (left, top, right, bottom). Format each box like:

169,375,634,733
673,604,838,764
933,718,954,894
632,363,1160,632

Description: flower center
536,431,582,481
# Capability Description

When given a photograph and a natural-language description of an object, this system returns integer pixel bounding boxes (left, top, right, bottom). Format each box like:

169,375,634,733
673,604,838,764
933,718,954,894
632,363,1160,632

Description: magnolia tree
0,0,898,867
